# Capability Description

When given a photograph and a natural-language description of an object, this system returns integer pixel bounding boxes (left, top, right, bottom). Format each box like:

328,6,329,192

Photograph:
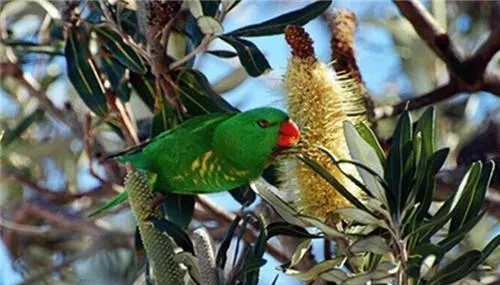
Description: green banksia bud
279,25,364,221
193,227,218,285
126,171,184,285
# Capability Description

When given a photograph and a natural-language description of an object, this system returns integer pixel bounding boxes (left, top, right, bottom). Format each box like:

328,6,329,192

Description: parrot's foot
150,193,167,213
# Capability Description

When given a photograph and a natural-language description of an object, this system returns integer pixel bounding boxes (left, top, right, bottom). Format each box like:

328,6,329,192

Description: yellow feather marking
200,151,213,177
191,159,200,170
171,175,183,181
223,174,236,181
233,169,248,177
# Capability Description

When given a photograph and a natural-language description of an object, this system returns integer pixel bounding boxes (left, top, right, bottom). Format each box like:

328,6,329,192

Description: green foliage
65,25,108,117
263,107,498,284
332,107,497,284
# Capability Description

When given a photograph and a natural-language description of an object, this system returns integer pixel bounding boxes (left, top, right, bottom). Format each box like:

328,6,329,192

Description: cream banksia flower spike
279,25,365,222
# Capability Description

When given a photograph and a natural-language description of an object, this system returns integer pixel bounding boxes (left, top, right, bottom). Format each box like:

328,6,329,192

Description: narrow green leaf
129,72,156,111
250,178,309,228
88,191,129,218
320,269,349,283
350,236,391,255
473,235,500,268
288,239,312,268
411,210,455,245
253,215,267,259
427,250,482,285
299,216,346,238
94,25,147,74
229,185,256,207
2,109,44,147
233,215,251,266
151,97,179,137
343,273,372,285
438,212,485,254
456,161,494,227
161,194,195,229
267,222,319,240
415,107,436,159
206,49,238,58
355,122,386,163
449,162,483,233
1,39,64,55
150,217,195,254
187,0,204,18
344,121,387,204
65,26,108,117
369,262,399,281
100,55,125,88
201,0,220,16
414,148,449,221
197,16,224,34
219,36,272,77
225,0,331,37
283,258,344,281
118,8,142,41
222,0,240,14
334,208,384,227
270,274,279,285
298,154,371,214
216,215,241,269
384,110,412,217
100,55,131,102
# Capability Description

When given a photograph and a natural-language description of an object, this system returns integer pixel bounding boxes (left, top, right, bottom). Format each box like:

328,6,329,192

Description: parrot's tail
88,190,129,218
101,142,149,169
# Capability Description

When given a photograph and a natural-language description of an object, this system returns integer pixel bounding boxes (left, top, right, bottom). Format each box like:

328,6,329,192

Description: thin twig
18,72,84,137
84,114,107,184
17,230,133,285
1,169,92,202
169,35,216,70
108,95,140,145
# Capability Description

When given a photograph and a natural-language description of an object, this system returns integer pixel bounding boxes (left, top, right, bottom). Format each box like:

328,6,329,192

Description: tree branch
375,80,459,119
375,1,500,119
393,0,465,67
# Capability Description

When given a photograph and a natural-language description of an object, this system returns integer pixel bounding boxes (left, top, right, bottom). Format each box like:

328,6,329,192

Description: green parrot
89,107,300,217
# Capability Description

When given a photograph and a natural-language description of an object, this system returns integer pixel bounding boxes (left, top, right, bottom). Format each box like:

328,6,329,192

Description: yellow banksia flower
279,25,364,221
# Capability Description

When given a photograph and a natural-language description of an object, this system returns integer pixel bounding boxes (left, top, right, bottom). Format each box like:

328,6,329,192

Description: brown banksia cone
325,9,374,126
278,25,364,221
141,0,182,74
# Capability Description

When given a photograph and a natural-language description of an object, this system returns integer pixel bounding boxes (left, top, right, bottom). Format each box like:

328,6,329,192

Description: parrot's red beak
277,119,300,148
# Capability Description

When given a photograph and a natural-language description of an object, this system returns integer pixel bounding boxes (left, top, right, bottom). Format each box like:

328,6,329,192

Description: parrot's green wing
89,113,233,218
115,112,231,169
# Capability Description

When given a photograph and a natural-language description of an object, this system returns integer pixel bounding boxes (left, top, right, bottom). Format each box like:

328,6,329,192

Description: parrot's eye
257,119,270,128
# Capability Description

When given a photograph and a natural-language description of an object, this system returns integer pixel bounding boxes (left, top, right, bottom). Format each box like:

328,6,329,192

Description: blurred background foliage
0,0,499,284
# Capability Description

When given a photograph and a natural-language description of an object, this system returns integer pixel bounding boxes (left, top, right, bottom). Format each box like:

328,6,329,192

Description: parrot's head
213,107,300,173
